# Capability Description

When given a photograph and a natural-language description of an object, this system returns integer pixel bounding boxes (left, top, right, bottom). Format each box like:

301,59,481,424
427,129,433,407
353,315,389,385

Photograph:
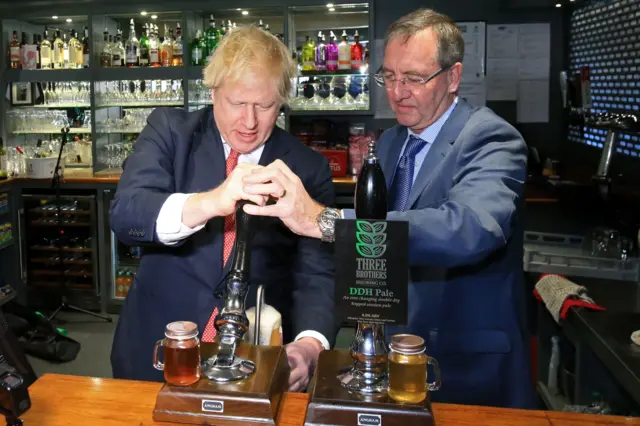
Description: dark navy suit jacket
348,99,535,409
109,107,336,382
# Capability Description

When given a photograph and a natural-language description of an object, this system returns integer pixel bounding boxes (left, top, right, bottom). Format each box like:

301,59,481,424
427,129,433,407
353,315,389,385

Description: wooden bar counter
20,374,638,425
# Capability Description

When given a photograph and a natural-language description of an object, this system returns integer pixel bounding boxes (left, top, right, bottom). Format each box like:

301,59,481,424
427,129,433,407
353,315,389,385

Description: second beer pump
340,140,390,394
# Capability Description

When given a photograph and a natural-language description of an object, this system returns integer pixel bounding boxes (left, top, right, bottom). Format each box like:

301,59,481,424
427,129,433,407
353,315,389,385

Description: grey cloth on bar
535,275,595,323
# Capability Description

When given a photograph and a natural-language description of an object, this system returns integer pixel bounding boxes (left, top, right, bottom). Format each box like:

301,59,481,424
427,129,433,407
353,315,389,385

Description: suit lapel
405,100,473,209
193,109,226,191
381,126,407,190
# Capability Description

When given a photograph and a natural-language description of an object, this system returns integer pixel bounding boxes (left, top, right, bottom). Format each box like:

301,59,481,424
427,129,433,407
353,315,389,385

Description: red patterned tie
202,149,241,343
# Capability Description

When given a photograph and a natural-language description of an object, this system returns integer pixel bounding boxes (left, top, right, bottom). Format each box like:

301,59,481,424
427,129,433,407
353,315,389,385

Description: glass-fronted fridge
103,189,139,312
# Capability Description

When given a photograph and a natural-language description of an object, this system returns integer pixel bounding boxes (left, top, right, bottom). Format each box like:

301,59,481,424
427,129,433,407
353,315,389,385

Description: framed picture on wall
10,82,34,106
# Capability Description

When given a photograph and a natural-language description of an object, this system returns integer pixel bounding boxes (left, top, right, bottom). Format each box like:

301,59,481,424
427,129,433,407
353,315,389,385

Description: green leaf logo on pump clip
356,220,387,258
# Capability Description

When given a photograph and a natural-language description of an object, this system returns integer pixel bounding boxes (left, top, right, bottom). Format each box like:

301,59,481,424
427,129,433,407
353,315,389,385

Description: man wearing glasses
242,9,533,409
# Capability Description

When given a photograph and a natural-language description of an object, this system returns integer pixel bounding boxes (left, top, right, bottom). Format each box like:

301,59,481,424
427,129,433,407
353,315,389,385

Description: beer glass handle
426,356,441,391
153,339,165,371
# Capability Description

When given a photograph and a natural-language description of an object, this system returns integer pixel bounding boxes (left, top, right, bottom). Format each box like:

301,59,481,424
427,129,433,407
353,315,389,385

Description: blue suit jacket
109,107,336,382
374,99,534,408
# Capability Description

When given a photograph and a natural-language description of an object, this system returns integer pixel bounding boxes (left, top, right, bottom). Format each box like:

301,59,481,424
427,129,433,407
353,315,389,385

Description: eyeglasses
373,67,448,89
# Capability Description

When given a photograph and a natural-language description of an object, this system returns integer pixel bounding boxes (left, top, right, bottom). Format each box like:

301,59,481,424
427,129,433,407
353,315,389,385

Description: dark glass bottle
355,140,387,220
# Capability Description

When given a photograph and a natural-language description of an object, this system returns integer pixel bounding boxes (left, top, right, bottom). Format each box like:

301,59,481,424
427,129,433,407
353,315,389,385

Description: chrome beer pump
202,200,258,382
339,141,389,394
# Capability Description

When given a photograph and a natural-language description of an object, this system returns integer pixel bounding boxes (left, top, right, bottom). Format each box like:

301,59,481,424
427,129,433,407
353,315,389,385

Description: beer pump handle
255,285,264,346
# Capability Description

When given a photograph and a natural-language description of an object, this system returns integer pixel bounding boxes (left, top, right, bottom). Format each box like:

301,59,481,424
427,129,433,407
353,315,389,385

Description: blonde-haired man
110,26,335,392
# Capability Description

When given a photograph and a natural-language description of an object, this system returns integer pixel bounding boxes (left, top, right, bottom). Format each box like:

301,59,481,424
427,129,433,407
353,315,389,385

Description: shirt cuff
155,193,206,245
341,208,355,219
294,330,330,351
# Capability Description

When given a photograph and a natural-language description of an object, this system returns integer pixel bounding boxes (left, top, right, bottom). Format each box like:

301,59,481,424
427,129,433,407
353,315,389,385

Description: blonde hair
203,25,296,104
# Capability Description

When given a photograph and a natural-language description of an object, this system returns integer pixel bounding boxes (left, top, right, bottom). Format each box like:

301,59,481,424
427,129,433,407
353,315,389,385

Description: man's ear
447,62,463,94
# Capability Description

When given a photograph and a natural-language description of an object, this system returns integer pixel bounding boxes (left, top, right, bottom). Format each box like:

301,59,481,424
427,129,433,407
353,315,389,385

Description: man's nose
243,106,257,129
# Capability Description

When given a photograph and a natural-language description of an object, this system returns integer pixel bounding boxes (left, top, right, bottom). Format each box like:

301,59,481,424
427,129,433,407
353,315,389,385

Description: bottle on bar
99,30,111,67
125,19,139,67
351,30,363,70
315,31,326,71
18,33,27,69
82,26,89,68
40,28,51,69
190,30,204,66
204,15,219,61
355,140,387,219
149,25,160,67
68,30,79,69
160,25,174,67
301,35,315,71
52,30,64,69
172,23,183,67
115,30,125,67
8,30,20,69
62,32,70,69
326,31,338,71
138,24,149,67
265,23,271,34
258,19,264,31
338,30,350,70
110,34,121,67
35,34,41,69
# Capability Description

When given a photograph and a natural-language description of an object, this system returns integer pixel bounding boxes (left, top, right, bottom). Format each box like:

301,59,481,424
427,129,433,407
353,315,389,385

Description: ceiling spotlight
140,11,148,16
327,3,334,7
329,7,335,11
151,15,158,19
237,8,242,11
66,18,72,22
52,15,58,19
242,10,249,15
555,3,561,6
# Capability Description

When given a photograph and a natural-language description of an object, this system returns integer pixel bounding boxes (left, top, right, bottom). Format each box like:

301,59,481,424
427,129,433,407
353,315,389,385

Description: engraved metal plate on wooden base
305,350,434,426
153,341,290,426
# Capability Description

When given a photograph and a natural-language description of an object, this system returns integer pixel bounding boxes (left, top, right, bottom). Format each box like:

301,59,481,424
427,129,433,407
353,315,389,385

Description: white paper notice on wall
518,23,550,79
459,78,487,107
487,24,519,59
517,80,549,123
457,22,486,82
486,58,518,100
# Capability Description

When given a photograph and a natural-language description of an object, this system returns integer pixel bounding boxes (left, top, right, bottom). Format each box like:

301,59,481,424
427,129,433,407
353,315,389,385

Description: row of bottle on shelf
115,268,136,298
9,28,89,70
0,193,8,214
0,223,12,244
299,30,368,72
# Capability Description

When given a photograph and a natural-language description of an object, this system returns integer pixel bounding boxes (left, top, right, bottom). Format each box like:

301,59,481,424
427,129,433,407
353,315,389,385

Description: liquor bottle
338,30,350,70
62,32,69,69
111,34,121,67
351,30,363,70
204,15,219,60
20,33,38,70
190,30,204,66
172,23,183,66
115,31,125,67
258,19,264,31
8,31,20,69
35,35,41,69
99,31,111,67
138,24,149,67
125,19,139,67
52,30,64,69
149,25,160,67
160,25,173,67
40,28,52,69
301,35,315,71
18,33,27,69
326,32,338,71
82,26,90,67
355,140,387,219
68,30,80,68
265,23,271,34
315,31,326,71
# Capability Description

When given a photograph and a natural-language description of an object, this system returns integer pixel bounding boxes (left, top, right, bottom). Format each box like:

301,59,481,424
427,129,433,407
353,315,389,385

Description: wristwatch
317,207,341,243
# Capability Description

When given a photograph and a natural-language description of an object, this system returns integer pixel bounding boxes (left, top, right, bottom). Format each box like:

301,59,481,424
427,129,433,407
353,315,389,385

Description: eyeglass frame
373,66,450,90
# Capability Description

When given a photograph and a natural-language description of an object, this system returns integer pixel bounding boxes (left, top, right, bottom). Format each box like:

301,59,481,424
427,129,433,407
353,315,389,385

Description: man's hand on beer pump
284,337,324,392
242,160,325,238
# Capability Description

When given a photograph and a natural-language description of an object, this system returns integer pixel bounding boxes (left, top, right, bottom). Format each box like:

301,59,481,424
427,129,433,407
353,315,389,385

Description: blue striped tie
391,135,427,212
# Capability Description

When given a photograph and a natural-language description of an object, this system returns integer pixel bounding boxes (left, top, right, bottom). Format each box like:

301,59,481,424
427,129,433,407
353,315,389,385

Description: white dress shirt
154,138,330,350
